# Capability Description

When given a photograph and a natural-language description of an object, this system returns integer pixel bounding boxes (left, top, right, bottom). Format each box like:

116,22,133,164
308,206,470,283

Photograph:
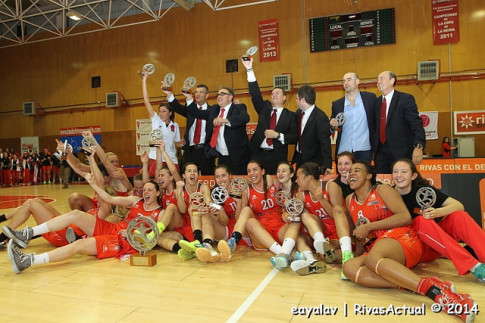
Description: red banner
258,19,280,62
432,0,460,45
454,110,485,135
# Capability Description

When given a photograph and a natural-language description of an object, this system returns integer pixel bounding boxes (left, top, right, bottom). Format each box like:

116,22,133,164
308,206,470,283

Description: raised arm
84,173,139,208
142,72,157,118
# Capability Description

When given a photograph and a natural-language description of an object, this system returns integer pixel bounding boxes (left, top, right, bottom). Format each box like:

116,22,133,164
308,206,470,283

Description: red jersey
302,181,331,220
123,199,162,224
162,189,177,209
222,195,238,228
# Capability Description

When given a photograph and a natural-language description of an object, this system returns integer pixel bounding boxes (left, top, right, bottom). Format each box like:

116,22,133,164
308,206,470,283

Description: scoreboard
310,8,395,52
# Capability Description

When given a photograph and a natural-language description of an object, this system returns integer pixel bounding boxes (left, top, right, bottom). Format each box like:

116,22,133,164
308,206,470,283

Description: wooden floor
0,184,483,323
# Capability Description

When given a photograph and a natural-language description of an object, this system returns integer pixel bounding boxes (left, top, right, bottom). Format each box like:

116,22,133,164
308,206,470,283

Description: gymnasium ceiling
0,0,277,49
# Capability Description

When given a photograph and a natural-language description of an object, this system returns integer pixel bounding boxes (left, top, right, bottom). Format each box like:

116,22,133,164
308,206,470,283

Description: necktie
193,106,202,145
210,108,225,148
298,111,305,153
379,97,387,144
266,109,277,145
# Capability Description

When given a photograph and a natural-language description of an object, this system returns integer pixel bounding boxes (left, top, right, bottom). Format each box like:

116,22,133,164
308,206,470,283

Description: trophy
189,192,207,216
81,137,97,156
335,112,346,127
355,210,376,247
138,63,155,77
181,76,197,94
242,46,258,61
162,73,175,91
229,177,248,197
126,216,159,266
148,129,164,147
56,140,73,159
274,191,291,207
210,186,229,211
416,187,437,211
285,198,304,222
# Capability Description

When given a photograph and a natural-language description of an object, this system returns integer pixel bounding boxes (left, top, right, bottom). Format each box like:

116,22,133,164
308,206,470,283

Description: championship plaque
162,73,175,91
181,76,197,94
148,129,164,147
242,46,258,61
126,216,159,267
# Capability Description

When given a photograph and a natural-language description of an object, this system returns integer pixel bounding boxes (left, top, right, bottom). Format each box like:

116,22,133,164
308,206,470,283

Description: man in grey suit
292,85,332,172
374,71,426,173
330,72,376,162
241,57,297,174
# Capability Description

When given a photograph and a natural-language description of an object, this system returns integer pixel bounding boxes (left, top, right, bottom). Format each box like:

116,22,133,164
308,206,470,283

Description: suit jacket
248,81,298,162
331,91,377,159
188,101,250,164
374,90,426,159
292,106,332,170
170,98,213,150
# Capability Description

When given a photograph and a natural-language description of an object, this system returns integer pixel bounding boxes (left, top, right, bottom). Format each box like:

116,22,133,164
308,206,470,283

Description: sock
193,229,202,243
172,243,181,253
417,277,441,301
339,236,352,253
0,232,8,242
32,223,49,236
269,242,282,255
157,222,166,234
0,214,7,223
33,252,49,265
313,232,325,241
203,238,213,246
231,231,243,244
303,251,315,262
470,263,481,273
281,238,296,255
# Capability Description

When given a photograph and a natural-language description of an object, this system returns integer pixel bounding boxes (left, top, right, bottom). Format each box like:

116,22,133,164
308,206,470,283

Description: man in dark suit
241,58,297,174
374,71,426,173
188,87,250,175
330,72,376,162
164,84,214,175
292,85,332,172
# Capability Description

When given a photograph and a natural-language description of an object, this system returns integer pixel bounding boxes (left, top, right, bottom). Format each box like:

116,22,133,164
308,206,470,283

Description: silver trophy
142,64,155,75
355,210,370,227
81,137,96,156
242,46,258,61
335,112,346,126
126,216,159,266
230,177,248,197
148,129,164,147
162,73,175,91
210,186,229,211
181,76,197,94
189,192,206,216
416,187,437,210
285,198,304,222
274,191,291,207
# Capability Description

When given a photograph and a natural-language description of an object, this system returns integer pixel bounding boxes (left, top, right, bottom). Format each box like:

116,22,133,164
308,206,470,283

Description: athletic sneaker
427,276,457,293
177,249,195,260
7,240,33,274
313,238,336,263
196,244,221,263
435,289,476,322
2,226,33,248
270,253,290,270
179,239,203,253
291,260,326,276
472,263,485,283
65,227,78,244
340,250,354,280
218,238,236,262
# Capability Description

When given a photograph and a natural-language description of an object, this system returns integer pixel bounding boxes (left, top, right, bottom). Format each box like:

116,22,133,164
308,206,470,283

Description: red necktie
266,109,277,145
298,111,305,152
193,106,202,145
210,108,225,148
379,97,387,144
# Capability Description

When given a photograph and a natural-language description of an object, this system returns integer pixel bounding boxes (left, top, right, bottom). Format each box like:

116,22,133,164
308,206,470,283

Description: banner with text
419,111,438,140
258,19,280,62
59,126,101,153
20,137,39,154
454,110,485,135
135,119,152,155
432,0,460,45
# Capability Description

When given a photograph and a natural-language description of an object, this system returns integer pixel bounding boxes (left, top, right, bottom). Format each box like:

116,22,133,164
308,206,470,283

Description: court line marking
227,268,279,323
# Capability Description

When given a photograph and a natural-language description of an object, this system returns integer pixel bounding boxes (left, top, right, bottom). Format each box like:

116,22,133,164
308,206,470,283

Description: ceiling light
67,11,81,21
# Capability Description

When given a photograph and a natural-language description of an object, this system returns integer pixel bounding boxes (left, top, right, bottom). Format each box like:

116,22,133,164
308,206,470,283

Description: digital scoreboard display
309,8,395,52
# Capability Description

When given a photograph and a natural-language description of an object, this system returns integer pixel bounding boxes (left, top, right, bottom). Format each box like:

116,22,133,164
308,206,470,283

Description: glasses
217,92,231,97
342,78,357,83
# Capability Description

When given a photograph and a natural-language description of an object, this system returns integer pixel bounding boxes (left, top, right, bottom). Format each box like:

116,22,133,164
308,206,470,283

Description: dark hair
196,84,209,94
354,159,377,186
214,164,232,175
273,87,286,96
297,85,316,105
336,151,356,178
158,101,175,121
220,86,235,98
277,161,298,194
391,158,429,187
146,180,160,191
133,173,143,181
298,162,320,180
182,162,199,182
248,160,268,200
442,136,450,143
